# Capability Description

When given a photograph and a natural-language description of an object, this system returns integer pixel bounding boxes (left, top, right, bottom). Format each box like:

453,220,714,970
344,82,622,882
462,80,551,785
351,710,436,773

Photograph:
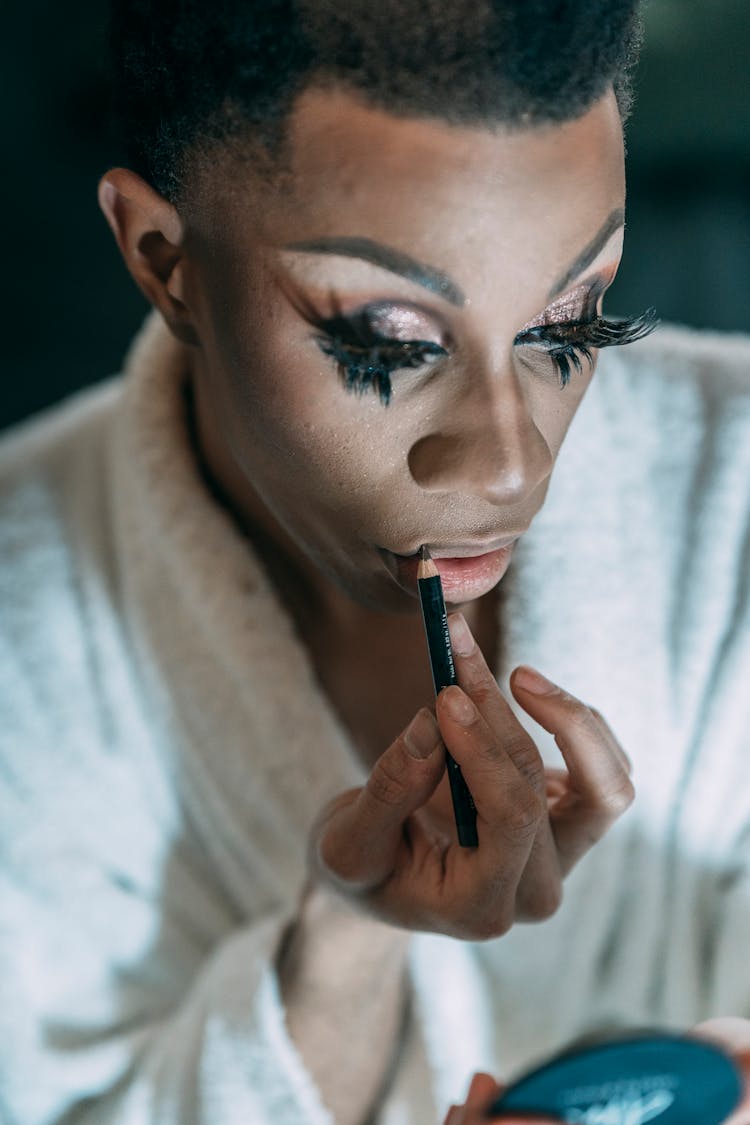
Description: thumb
444,1074,503,1124
465,1072,503,1107
443,1073,564,1125
317,708,444,890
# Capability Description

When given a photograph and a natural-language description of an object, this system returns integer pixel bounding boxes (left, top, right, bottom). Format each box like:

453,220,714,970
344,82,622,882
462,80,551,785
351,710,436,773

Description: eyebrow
283,236,466,306
546,207,625,300
284,206,625,311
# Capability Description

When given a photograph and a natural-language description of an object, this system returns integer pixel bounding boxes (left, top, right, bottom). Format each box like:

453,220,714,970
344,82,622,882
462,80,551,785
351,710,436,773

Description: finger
510,666,634,874
490,1116,566,1123
446,616,563,920
436,686,542,846
545,769,569,801
490,1116,565,1124
436,686,544,922
728,1052,750,1123
589,706,632,774
446,1075,563,1125
444,1104,563,1125
510,667,631,799
464,1072,503,1107
317,708,444,890
453,1075,557,1125
448,614,546,794
692,1017,750,1052
481,1083,564,1125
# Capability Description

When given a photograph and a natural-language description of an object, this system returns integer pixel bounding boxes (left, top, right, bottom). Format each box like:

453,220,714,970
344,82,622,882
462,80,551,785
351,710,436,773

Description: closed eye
314,310,448,405
514,308,660,386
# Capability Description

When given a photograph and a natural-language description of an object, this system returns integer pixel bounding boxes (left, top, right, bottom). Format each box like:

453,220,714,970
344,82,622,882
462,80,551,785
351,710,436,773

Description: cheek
552,377,592,450
210,311,410,522
519,357,594,460
191,258,423,562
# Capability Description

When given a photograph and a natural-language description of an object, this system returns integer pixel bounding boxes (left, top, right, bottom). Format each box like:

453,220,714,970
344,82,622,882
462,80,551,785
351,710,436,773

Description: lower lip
393,542,518,603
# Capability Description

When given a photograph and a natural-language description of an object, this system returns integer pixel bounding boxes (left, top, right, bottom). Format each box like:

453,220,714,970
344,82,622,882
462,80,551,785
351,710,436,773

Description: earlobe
97,168,199,346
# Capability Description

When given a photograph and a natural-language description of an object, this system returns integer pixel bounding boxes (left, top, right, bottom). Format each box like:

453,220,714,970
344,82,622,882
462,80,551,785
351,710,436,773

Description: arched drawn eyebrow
547,207,625,300
284,207,625,310
283,236,466,306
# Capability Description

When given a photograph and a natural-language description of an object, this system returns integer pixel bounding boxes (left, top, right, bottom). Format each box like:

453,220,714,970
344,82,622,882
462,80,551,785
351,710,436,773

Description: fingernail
441,686,477,725
513,665,558,695
448,613,474,656
403,708,441,759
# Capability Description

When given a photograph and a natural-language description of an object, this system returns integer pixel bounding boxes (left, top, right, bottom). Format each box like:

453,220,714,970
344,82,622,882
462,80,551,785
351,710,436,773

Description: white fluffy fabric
1,312,749,1123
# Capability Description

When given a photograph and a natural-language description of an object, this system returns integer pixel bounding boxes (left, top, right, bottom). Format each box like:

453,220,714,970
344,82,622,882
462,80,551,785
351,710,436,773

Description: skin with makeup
98,81,749,1125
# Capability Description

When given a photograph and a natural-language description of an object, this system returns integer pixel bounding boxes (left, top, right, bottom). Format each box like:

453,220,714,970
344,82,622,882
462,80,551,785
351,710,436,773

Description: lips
422,536,520,559
389,537,521,603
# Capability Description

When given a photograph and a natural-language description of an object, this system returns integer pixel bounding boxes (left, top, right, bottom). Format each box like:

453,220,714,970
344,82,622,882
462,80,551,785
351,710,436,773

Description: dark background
2,0,749,432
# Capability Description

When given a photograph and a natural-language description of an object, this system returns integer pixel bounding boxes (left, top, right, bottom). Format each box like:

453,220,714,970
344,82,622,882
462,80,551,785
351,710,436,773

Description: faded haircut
110,0,645,200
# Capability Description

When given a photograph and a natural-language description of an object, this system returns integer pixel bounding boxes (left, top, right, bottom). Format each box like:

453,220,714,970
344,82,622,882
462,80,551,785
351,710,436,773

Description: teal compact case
487,1031,743,1123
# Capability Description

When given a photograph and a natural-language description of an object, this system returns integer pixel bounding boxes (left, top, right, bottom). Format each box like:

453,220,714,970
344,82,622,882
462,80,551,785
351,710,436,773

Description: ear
98,168,199,347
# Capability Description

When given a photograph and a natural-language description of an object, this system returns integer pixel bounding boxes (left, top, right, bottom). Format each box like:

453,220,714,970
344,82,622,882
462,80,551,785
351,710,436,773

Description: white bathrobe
1,312,749,1124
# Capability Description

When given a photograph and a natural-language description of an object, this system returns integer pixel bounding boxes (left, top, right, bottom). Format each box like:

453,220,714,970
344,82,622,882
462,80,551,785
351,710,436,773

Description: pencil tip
419,544,431,561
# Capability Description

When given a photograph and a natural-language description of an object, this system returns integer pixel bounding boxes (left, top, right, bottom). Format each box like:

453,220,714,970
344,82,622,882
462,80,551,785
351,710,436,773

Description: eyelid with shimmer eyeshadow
521,283,597,331
312,303,448,406
515,308,660,386
306,284,659,404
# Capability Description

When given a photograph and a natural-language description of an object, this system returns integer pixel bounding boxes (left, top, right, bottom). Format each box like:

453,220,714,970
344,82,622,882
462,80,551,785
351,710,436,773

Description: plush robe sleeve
0,399,334,1124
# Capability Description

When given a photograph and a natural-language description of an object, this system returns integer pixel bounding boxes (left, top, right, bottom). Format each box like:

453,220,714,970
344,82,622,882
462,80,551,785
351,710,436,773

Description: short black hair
110,0,645,202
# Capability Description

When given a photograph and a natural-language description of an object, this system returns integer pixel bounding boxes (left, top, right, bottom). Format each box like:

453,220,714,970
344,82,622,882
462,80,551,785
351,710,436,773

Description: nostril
407,432,465,492
407,428,547,506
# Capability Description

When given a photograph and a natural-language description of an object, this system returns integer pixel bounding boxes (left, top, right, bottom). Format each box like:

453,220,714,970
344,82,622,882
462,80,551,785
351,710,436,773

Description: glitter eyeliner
417,545,478,848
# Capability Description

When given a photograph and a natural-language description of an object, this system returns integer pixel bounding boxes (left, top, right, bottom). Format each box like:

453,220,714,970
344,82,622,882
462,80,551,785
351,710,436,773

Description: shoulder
590,321,750,479
0,376,123,484
0,376,123,549
0,377,124,622
593,322,750,656
545,324,750,757
0,378,125,744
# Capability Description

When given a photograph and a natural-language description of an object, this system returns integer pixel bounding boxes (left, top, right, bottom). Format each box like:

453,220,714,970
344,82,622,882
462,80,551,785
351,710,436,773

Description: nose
407,366,553,506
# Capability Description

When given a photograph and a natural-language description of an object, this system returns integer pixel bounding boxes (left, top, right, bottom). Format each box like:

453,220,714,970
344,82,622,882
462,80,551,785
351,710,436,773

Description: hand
447,1024,750,1125
310,612,634,939
443,1073,562,1124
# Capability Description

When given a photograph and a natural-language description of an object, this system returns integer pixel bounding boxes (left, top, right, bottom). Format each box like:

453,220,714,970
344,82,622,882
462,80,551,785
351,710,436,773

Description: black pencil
417,545,478,848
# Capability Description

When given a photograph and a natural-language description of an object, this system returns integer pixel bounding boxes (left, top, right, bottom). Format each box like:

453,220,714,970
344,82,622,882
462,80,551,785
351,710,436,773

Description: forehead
283,86,619,218
195,86,625,309
291,87,620,190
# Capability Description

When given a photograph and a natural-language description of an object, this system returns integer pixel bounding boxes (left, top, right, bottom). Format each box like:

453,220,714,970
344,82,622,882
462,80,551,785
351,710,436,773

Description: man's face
178,86,626,611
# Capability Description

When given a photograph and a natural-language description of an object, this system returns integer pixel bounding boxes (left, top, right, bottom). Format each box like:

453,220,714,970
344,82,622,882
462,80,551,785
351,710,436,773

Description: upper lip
394,535,523,560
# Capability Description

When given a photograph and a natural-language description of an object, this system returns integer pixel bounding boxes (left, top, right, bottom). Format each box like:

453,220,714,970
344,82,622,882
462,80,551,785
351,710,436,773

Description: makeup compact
486,1031,743,1123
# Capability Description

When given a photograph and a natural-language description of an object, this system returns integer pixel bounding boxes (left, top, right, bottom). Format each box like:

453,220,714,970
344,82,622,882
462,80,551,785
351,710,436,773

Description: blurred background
1,0,748,431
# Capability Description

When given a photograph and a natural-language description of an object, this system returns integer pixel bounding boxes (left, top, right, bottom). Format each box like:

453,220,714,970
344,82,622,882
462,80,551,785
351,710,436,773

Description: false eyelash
316,305,660,404
316,329,447,406
516,307,660,387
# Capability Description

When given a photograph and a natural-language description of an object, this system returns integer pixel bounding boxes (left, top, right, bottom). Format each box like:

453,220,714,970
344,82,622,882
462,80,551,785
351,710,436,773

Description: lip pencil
417,545,479,848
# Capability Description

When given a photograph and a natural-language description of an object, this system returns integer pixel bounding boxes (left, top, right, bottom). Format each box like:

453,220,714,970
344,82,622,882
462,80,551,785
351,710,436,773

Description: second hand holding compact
417,545,478,848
